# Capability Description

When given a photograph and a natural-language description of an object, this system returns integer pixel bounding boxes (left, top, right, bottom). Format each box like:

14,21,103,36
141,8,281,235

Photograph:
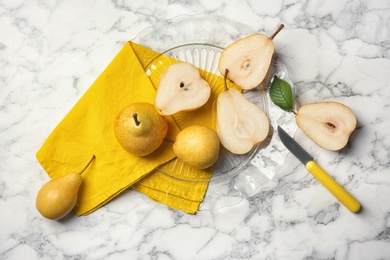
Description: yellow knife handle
306,161,361,213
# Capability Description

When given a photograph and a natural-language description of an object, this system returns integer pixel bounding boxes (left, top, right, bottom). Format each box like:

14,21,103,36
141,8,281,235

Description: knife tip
277,125,284,135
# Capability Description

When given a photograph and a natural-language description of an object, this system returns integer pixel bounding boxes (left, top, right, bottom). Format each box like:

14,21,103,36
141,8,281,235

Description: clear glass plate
144,43,268,183
132,14,297,210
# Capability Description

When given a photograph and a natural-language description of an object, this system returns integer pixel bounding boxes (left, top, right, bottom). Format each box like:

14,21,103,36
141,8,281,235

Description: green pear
36,155,95,220
114,102,168,156
173,125,220,169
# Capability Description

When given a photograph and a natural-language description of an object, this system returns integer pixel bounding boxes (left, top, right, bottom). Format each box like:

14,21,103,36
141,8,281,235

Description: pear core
155,62,211,115
114,102,168,156
173,125,220,169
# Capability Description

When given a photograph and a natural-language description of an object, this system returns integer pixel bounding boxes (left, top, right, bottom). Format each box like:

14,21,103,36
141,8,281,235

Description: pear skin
296,101,357,151
36,172,82,220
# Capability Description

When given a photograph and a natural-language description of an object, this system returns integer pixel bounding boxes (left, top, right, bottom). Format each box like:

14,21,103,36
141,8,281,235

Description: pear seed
326,122,336,129
242,61,250,69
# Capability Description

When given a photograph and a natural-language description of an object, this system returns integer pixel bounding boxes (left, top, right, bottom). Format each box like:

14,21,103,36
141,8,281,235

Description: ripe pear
217,72,270,154
173,125,220,169
36,155,95,220
155,62,211,116
218,24,284,90
114,102,168,156
296,101,357,151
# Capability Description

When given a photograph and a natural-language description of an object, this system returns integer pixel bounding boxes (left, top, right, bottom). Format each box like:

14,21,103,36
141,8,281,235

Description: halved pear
217,86,269,154
218,24,284,90
155,62,211,116
296,101,357,151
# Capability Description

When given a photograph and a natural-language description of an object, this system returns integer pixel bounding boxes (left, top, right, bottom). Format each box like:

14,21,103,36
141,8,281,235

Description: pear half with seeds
218,24,284,90
296,101,357,151
155,62,211,116
217,75,269,154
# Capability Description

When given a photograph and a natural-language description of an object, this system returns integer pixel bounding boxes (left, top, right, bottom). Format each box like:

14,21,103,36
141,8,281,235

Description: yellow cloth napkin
36,41,233,215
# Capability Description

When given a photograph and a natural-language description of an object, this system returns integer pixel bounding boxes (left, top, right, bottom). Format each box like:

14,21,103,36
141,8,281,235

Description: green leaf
269,75,293,112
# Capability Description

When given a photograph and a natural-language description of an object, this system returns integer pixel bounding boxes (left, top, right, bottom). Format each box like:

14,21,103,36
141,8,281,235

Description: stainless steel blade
277,126,313,165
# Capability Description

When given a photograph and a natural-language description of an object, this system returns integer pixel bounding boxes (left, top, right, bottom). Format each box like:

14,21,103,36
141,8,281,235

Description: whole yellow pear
36,155,95,220
114,102,168,156
36,172,82,220
173,125,220,169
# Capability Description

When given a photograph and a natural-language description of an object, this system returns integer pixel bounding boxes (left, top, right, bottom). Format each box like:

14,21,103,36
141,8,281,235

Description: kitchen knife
277,125,361,213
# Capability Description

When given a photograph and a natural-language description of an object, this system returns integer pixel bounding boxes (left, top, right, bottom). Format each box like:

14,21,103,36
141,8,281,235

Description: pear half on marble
155,62,211,116
217,71,270,154
296,101,357,151
218,24,284,90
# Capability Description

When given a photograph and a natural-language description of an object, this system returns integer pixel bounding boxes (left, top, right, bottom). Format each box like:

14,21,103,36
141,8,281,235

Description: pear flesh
114,102,168,156
218,25,284,90
296,101,357,151
36,172,82,220
217,88,269,154
173,125,220,169
155,62,211,116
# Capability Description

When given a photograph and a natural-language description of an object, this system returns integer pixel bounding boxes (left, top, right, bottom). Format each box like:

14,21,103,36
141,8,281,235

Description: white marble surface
1,0,390,259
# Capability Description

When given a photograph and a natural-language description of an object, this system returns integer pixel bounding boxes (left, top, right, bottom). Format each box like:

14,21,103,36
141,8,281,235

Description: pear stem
223,69,229,91
291,109,297,115
163,138,175,143
132,113,140,126
269,24,284,40
78,155,96,175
